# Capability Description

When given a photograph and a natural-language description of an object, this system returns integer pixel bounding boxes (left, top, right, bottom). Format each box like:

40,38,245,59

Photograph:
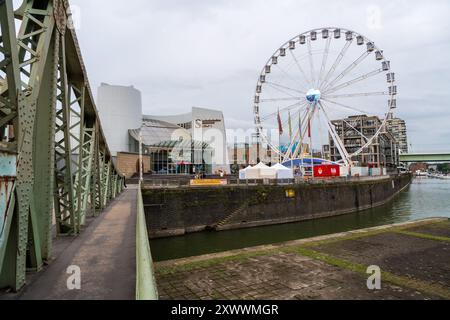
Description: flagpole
139,130,143,183
310,120,314,179
308,108,314,180
300,109,305,178
279,131,282,164
288,111,292,169
277,108,282,164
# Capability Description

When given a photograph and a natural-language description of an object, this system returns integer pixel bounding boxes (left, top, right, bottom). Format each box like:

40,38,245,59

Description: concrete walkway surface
9,188,137,300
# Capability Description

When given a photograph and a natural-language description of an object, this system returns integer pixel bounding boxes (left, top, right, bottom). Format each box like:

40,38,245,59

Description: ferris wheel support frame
254,27,397,169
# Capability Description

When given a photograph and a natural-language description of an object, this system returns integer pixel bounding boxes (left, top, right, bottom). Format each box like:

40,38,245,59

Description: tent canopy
272,163,291,171
239,165,253,179
239,163,295,180
243,162,277,179
272,163,294,179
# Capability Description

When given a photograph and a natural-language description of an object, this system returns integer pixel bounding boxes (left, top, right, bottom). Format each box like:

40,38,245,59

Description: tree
437,163,450,173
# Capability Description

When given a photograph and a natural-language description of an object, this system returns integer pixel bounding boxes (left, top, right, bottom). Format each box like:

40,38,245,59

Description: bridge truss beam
0,0,124,291
399,153,450,163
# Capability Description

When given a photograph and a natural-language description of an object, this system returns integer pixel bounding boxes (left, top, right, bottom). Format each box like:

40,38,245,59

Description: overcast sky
70,0,450,152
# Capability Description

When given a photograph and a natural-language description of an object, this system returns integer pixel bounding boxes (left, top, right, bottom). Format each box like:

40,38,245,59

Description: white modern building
97,84,229,175
140,107,230,174
97,83,142,156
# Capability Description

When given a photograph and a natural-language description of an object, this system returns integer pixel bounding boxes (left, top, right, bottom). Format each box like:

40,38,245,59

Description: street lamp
139,130,143,183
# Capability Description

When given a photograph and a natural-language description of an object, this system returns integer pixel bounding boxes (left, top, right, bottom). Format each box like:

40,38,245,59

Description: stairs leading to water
214,202,249,230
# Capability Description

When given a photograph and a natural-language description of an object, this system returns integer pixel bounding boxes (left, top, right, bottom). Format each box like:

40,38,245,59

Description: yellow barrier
190,179,228,186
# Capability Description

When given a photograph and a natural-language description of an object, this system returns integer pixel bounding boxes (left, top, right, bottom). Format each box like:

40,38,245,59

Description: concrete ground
155,218,450,300
2,187,138,300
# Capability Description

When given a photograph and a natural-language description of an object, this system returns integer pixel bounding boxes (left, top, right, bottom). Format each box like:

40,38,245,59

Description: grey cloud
71,0,450,152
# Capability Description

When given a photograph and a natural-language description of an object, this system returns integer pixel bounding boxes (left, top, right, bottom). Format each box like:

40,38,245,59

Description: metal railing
139,174,404,189
136,184,159,300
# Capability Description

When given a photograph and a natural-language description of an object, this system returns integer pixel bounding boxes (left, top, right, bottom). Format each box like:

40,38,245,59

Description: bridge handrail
136,184,159,300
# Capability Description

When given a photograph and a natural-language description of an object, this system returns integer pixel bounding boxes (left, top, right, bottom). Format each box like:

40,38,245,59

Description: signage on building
314,165,341,178
194,119,222,129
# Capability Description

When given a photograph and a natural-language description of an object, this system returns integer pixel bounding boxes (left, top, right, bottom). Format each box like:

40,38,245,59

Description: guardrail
136,184,159,300
139,174,405,189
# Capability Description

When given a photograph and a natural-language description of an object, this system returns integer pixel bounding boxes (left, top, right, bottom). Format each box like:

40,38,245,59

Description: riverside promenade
155,218,450,300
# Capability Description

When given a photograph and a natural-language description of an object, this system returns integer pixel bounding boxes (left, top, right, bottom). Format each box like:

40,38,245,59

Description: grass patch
429,220,450,228
155,250,273,276
289,247,450,299
298,229,388,248
394,230,450,243
298,219,449,249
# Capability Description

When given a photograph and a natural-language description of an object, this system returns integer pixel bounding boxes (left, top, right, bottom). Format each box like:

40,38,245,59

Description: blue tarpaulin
282,158,337,167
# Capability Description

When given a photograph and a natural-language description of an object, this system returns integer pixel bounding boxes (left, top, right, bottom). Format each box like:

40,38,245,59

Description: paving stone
406,221,450,239
155,220,450,300
312,232,450,290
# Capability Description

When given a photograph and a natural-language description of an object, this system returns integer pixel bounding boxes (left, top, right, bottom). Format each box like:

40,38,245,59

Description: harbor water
150,178,450,261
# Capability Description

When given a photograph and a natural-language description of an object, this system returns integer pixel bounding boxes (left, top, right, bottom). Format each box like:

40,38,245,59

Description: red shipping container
313,165,340,178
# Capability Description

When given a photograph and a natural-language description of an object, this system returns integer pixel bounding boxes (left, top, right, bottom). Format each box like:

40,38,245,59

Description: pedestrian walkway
14,187,138,300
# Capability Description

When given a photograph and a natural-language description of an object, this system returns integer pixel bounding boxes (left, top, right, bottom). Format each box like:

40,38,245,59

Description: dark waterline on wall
150,178,450,261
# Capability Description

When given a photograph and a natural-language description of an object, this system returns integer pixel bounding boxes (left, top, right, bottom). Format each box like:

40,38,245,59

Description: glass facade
146,140,212,175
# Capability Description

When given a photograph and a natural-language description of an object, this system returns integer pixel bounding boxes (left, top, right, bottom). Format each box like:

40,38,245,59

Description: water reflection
151,178,450,261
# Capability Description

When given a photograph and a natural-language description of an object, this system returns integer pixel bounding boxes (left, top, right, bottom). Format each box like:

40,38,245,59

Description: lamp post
139,130,143,183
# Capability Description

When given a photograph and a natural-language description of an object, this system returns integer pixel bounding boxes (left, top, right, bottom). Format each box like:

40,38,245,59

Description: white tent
244,162,277,179
239,165,252,179
256,162,278,179
244,165,259,179
272,163,294,179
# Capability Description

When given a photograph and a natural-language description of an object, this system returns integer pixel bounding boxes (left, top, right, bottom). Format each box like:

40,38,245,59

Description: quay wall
142,174,412,238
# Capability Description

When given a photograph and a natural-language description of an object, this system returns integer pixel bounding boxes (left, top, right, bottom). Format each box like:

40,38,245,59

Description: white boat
415,170,428,177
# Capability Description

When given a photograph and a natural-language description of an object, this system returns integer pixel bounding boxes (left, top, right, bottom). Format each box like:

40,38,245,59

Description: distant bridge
399,153,450,163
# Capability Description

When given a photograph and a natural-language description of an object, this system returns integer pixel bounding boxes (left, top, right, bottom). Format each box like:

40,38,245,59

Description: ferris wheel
253,27,397,166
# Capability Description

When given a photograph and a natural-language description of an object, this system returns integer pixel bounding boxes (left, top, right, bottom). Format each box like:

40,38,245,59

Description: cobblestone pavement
155,218,450,300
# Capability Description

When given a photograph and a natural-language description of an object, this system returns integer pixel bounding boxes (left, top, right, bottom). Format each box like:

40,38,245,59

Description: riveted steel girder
54,32,76,235
77,125,95,226
0,0,125,291
0,0,21,289
13,0,56,290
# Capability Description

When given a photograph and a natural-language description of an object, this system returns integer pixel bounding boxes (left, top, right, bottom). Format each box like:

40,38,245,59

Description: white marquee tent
272,163,294,179
239,165,252,179
243,162,277,179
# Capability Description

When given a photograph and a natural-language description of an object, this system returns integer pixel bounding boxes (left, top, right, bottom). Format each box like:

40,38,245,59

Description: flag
299,110,302,134
277,108,283,135
308,118,311,138
298,109,303,156
288,111,292,140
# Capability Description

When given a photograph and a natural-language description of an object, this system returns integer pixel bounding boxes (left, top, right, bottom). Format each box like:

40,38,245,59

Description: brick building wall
116,152,151,178
409,163,427,173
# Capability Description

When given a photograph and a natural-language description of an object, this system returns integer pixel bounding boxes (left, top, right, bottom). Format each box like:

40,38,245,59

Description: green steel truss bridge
399,153,450,163
0,0,156,299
